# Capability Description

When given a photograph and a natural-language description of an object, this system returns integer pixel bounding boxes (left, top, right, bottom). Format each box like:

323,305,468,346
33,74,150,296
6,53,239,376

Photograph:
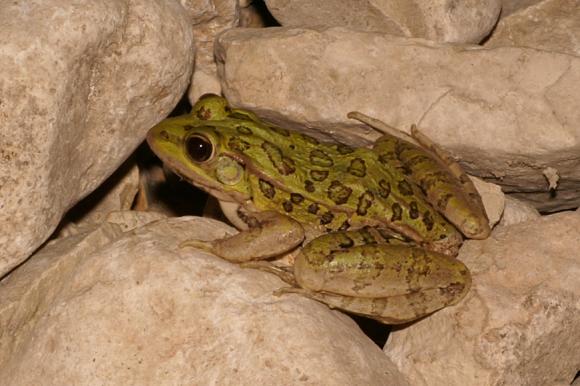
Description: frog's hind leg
289,228,471,323
276,286,463,325
348,111,489,240
180,211,305,263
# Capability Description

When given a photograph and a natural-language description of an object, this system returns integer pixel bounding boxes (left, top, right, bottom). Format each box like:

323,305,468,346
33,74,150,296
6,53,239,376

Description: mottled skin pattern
146,94,490,324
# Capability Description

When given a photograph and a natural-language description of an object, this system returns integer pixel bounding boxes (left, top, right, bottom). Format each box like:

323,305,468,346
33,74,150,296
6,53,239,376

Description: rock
0,214,408,385
215,27,580,212
263,0,403,36
500,0,547,17
471,177,505,227
0,0,194,278
486,0,580,56
185,0,240,102
264,0,501,43
384,211,580,386
500,196,540,226
56,158,140,239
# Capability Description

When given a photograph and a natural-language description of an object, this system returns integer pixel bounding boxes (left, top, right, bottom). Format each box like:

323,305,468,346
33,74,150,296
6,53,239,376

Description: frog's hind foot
240,261,298,286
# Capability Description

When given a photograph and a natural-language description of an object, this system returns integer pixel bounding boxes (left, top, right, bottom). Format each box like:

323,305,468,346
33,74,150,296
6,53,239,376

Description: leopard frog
146,94,490,324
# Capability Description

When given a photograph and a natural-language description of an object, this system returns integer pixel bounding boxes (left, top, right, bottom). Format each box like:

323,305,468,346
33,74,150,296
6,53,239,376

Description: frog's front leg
285,228,471,324
181,211,305,263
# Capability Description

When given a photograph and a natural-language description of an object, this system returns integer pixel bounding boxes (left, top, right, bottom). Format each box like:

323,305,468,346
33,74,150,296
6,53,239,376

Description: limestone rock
471,177,505,227
264,0,501,43
56,158,140,239
500,0,552,17
263,0,403,36
0,0,194,277
500,196,541,226
0,214,408,385
384,211,580,386
370,0,502,43
185,0,240,102
215,27,580,212
486,0,580,56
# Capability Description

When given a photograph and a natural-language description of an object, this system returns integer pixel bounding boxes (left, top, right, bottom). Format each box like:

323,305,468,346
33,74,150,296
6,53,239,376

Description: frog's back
227,120,454,244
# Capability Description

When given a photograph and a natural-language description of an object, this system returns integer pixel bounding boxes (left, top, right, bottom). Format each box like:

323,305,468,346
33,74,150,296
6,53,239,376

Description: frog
146,94,490,324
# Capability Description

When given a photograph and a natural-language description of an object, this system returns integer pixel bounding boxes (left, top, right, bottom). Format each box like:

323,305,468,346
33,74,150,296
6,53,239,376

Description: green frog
147,94,490,324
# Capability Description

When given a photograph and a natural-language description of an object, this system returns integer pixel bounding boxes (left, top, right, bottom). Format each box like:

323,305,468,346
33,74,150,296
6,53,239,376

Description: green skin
147,94,490,324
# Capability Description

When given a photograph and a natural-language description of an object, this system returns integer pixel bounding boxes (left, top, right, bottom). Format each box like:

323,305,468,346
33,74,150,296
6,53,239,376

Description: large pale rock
486,0,580,56
384,211,580,386
0,214,408,385
263,0,403,36
264,0,501,44
215,27,580,212
0,0,194,278
500,0,546,16
185,0,240,102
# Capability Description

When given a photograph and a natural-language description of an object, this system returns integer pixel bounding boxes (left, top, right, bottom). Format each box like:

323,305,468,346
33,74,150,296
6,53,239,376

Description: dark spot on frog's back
259,179,276,199
378,179,391,198
409,201,420,219
391,203,403,222
327,180,353,205
338,220,350,231
283,200,293,212
261,141,296,176
310,170,329,182
356,191,374,216
320,211,335,225
436,193,453,211
397,180,414,196
422,210,434,231
309,149,334,167
304,180,315,192
338,234,354,248
290,193,304,204
347,158,367,177
307,203,319,214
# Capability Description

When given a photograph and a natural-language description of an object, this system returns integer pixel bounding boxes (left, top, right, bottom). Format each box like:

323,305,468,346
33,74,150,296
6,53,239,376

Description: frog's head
146,113,254,204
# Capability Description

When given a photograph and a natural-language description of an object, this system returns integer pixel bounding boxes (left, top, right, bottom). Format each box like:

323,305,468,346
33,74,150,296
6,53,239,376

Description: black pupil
186,136,212,162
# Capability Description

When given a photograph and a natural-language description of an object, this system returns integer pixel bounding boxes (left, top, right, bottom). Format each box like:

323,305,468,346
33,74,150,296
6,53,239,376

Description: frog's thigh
191,211,305,263
294,235,470,301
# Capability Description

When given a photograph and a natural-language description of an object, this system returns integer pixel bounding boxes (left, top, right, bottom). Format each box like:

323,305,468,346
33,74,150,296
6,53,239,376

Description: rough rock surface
0,0,194,278
384,211,580,386
486,0,580,56
500,196,540,226
185,0,240,102
264,0,501,43
215,27,580,212
500,0,550,17
0,214,408,385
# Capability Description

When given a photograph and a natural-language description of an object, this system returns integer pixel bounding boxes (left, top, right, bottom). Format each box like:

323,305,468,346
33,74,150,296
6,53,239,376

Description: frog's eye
186,135,214,163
